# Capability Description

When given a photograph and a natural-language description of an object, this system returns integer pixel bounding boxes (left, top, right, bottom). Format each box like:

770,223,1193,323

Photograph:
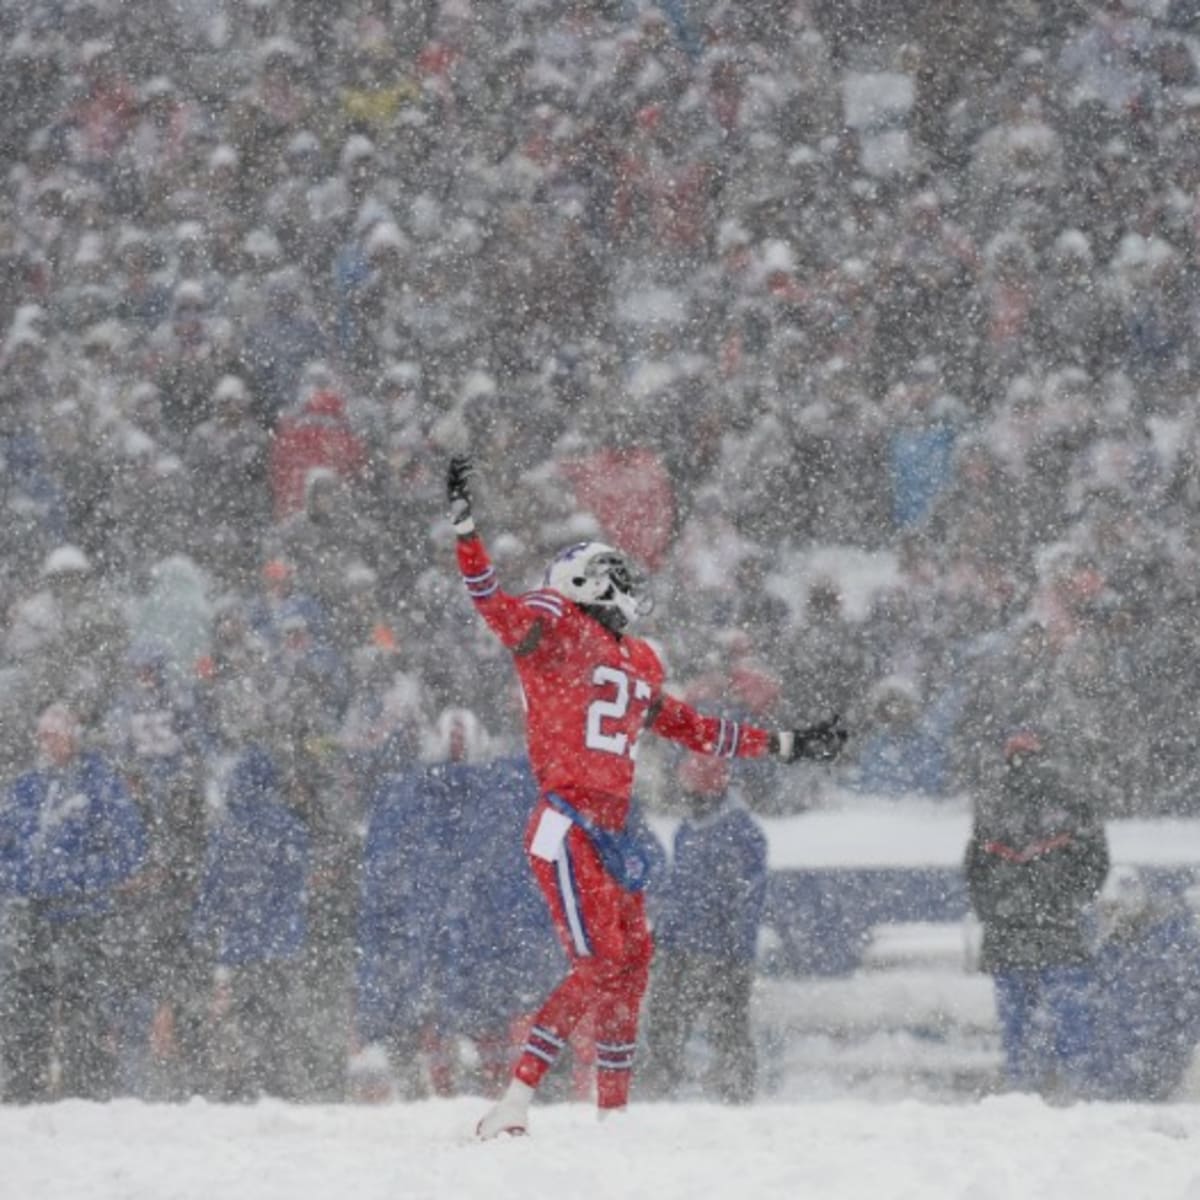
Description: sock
500,1078,534,1112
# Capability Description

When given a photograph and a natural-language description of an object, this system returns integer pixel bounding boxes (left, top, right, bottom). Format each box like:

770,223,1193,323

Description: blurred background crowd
3,0,1200,1104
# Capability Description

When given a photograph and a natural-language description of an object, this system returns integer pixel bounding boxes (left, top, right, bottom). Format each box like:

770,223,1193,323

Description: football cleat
475,1082,533,1140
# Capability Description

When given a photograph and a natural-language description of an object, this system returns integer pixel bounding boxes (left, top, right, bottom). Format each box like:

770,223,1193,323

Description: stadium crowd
2,0,1200,1103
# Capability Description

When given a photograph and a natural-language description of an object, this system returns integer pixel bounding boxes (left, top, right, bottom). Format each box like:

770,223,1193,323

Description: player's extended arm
648,692,848,763
647,691,773,759
448,455,547,654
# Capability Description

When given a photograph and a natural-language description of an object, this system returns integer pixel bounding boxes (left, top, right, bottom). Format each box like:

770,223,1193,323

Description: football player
447,456,846,1137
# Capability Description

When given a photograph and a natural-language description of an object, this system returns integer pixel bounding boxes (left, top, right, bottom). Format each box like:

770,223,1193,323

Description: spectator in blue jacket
356,717,457,1099
884,362,964,530
191,742,309,1100
437,746,565,1098
1087,867,1200,1101
0,702,146,1101
435,732,660,1103
355,709,552,1099
848,675,949,798
356,706,577,1102
102,643,208,1097
640,752,768,1104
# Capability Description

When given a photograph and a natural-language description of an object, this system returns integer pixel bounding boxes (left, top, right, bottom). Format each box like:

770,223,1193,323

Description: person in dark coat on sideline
964,728,1110,1099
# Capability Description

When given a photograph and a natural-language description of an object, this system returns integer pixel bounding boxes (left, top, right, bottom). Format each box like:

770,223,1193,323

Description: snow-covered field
7,800,1198,1199
6,1095,1200,1200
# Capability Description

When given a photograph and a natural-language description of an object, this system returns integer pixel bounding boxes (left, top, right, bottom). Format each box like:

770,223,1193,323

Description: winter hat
173,280,207,312
1003,728,1043,760
41,544,91,577
262,558,293,584
340,134,377,170
242,228,283,265
678,751,730,797
213,375,249,405
364,220,409,259
36,702,80,739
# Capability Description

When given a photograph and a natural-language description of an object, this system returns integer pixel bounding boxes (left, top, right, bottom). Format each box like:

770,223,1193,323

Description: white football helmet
544,541,650,630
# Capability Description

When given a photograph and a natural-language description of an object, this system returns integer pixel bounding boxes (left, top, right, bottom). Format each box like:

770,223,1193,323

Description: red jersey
457,533,773,829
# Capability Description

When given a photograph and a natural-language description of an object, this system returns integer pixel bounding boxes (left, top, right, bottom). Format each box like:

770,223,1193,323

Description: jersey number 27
586,665,652,759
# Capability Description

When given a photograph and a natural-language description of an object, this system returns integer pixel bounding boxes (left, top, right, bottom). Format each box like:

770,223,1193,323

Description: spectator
102,644,207,1097
449,751,565,1098
1058,0,1158,114
848,674,949,798
264,601,350,738
66,39,137,178
274,467,382,624
884,360,967,530
241,268,329,428
1042,229,1103,371
226,37,314,210
6,543,130,723
193,596,274,759
183,374,272,590
964,728,1110,1099
949,617,1058,795
640,753,767,1104
1087,866,1200,1101
786,576,873,757
268,383,368,521
112,226,172,333
356,715,457,1100
0,702,146,1101
127,553,214,685
245,556,328,653
149,280,231,440
191,742,309,1101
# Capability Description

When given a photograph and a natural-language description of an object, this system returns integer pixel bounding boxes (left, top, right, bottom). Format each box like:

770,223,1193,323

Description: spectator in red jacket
269,386,368,521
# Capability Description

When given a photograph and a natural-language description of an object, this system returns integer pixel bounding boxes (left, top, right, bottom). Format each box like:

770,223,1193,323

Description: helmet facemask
545,542,652,633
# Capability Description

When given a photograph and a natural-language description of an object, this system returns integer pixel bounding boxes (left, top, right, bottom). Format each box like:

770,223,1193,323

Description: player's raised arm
446,453,477,537
648,691,848,763
447,456,552,652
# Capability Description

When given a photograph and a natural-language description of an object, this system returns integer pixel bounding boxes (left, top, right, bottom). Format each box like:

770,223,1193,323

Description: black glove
447,455,475,534
776,714,848,763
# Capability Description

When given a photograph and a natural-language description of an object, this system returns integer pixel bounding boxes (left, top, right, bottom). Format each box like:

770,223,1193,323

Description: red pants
513,805,654,1109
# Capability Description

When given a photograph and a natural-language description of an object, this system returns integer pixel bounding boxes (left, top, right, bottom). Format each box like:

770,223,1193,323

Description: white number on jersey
585,666,652,758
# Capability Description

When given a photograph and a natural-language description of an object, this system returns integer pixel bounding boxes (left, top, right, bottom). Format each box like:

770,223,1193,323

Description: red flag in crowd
559,448,675,570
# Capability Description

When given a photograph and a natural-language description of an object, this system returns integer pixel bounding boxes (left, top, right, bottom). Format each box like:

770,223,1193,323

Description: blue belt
545,793,651,894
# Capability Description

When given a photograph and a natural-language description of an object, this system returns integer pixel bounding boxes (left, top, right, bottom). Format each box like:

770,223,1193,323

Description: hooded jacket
964,756,1109,971
268,390,367,519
